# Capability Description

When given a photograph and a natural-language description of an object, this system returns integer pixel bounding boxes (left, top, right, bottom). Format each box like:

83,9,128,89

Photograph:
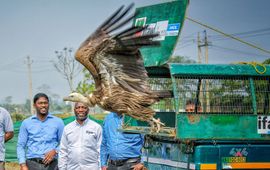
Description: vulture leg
149,118,165,133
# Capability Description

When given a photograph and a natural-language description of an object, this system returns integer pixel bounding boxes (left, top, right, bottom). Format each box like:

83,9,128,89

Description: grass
91,113,108,120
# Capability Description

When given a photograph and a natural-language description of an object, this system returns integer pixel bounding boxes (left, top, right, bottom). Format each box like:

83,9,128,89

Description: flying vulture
63,3,164,132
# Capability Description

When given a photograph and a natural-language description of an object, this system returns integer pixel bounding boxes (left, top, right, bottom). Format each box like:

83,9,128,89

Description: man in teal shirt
17,93,64,170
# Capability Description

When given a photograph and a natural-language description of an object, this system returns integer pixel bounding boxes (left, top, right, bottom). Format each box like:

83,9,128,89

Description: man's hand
43,149,57,165
132,163,145,170
20,163,29,170
101,166,108,170
5,131,14,142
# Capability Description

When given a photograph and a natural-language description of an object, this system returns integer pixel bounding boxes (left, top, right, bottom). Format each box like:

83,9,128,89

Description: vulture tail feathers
152,90,174,99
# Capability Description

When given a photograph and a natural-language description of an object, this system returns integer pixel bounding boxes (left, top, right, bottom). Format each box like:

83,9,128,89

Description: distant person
185,99,202,113
101,112,145,170
0,107,14,170
17,93,64,170
58,102,102,170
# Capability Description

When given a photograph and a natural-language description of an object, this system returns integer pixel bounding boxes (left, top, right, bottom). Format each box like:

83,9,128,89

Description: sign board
257,115,270,134
134,0,189,66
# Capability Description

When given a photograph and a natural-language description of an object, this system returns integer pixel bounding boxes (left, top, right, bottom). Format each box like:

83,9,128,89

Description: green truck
121,1,270,169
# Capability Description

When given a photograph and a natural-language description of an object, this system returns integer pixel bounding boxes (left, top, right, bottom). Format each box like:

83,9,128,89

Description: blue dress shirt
17,114,64,164
100,112,144,166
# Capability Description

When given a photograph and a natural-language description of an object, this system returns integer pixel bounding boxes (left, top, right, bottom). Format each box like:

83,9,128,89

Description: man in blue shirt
17,93,65,170
101,112,144,170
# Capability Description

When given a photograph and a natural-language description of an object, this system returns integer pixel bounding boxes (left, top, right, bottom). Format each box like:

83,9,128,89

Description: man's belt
28,158,56,165
28,158,45,164
109,157,140,166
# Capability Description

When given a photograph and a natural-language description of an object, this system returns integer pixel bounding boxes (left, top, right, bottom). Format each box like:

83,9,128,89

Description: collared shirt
100,112,144,167
17,114,64,164
0,107,14,161
58,118,102,170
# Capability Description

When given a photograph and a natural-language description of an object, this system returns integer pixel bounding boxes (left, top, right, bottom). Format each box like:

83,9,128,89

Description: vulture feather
63,3,164,132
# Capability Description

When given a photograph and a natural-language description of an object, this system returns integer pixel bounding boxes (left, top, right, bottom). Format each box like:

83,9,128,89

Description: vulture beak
63,96,70,101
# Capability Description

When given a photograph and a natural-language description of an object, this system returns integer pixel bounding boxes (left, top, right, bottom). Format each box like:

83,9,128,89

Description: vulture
63,3,164,132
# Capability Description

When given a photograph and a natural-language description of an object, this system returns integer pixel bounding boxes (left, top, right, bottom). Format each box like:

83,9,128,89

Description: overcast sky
1,0,270,104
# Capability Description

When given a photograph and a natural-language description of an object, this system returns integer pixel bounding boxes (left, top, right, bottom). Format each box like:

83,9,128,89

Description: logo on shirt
86,130,94,135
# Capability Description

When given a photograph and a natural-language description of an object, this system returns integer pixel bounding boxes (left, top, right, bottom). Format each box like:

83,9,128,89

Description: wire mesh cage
175,76,270,114
148,77,175,112
254,77,270,114
147,66,270,115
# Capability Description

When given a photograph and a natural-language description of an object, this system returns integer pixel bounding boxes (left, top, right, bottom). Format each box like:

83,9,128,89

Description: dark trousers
26,159,58,170
108,157,140,170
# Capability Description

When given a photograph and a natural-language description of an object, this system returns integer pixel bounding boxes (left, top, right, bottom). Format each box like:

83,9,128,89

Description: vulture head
63,92,95,107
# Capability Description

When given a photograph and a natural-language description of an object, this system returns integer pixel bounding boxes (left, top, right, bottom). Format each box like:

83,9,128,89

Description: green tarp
5,115,103,162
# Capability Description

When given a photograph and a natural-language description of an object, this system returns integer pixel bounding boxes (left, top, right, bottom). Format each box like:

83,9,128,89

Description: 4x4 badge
229,148,248,157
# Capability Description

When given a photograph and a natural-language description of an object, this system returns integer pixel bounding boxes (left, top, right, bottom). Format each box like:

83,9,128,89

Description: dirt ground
5,162,20,170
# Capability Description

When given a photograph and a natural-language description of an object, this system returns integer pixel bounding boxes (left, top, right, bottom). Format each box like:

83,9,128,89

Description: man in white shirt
0,107,14,170
58,102,102,170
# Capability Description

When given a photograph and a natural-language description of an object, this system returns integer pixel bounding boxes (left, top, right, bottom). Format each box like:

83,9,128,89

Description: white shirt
0,107,13,161
58,118,102,170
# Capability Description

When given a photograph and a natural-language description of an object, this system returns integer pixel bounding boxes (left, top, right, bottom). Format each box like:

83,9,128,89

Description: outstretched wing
75,3,160,94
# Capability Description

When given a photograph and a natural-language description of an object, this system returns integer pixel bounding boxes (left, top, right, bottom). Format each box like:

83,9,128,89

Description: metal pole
204,30,210,112
197,32,204,112
26,56,34,114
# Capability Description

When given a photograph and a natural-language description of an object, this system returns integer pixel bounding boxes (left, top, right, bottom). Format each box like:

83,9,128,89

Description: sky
1,0,270,104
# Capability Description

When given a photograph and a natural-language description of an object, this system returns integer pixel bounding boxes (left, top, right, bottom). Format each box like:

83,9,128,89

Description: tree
1,96,15,113
3,96,12,104
52,47,82,91
168,55,196,63
263,58,270,64
76,68,95,94
23,99,31,114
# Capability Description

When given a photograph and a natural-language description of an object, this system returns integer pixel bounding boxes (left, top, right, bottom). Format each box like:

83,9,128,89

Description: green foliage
76,68,95,94
0,98,31,116
11,113,27,122
263,58,270,64
49,100,71,113
168,55,196,63
54,112,73,119
90,113,108,120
